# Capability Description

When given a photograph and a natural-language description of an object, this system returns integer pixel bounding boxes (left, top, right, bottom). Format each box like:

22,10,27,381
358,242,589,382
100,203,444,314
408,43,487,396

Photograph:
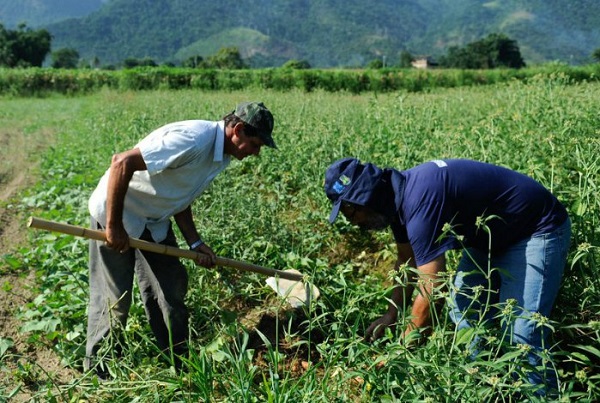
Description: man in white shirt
85,101,275,376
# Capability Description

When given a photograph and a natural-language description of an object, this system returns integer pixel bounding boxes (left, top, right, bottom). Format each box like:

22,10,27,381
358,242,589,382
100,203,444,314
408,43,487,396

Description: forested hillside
413,0,600,65
45,0,427,68
0,0,103,28
4,0,600,67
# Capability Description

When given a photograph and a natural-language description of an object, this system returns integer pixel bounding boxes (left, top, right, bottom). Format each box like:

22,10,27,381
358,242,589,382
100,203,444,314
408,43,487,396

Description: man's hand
192,243,217,268
365,312,397,342
105,222,131,253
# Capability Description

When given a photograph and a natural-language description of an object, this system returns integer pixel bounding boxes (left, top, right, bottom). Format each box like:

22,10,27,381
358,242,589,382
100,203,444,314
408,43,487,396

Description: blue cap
324,157,389,223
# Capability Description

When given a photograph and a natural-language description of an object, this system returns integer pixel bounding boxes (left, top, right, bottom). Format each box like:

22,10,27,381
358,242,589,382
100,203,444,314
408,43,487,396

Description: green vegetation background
1,75,599,400
2,64,600,97
3,0,600,66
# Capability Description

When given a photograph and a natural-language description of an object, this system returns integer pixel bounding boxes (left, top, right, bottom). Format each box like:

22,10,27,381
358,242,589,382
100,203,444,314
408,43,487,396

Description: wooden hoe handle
27,217,303,281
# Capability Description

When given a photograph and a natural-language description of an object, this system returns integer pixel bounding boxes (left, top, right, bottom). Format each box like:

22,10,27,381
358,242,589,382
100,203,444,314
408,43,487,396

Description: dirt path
0,129,79,401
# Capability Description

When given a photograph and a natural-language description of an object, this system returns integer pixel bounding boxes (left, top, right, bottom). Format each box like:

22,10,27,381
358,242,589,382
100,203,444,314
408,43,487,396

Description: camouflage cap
234,101,276,148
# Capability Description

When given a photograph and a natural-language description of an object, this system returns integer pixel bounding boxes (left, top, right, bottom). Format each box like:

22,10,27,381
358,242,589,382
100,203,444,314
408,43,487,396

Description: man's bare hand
105,223,130,253
193,243,217,268
365,312,396,342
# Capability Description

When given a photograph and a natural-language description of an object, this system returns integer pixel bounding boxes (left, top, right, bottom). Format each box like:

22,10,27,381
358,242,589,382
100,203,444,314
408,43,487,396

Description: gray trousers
84,217,189,370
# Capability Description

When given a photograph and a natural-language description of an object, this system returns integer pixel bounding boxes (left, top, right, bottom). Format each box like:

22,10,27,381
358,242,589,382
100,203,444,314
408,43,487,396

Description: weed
1,81,598,400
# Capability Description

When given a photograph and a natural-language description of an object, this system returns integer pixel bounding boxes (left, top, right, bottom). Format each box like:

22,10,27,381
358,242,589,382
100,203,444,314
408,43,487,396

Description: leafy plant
1,79,599,400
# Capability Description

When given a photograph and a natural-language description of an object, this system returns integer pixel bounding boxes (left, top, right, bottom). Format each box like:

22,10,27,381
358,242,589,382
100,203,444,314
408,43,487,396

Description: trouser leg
494,218,571,392
85,218,135,371
135,225,189,366
449,248,500,358
450,219,571,392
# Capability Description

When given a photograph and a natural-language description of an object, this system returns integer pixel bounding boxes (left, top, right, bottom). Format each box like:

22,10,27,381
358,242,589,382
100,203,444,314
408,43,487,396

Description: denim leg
449,248,501,358
493,218,571,391
449,219,571,392
450,248,500,331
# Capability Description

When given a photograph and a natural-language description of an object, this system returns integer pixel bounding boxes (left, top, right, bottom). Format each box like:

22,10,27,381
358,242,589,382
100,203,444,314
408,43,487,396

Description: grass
1,76,599,401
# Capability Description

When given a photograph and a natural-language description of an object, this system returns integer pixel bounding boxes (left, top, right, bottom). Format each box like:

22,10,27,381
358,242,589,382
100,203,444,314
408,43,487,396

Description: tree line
2,23,600,70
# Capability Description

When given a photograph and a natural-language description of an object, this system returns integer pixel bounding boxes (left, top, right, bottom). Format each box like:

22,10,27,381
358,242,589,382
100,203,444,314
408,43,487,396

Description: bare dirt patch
0,129,79,401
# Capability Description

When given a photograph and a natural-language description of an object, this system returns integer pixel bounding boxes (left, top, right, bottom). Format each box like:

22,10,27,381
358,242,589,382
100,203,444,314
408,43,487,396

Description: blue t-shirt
390,159,568,266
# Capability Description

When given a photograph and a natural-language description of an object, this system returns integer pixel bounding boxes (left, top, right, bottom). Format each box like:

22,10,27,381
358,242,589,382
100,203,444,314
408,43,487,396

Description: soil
245,309,325,375
0,129,79,401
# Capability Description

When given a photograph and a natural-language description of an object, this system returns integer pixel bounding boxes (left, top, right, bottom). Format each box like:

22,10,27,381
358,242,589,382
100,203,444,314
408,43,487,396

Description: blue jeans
449,218,571,391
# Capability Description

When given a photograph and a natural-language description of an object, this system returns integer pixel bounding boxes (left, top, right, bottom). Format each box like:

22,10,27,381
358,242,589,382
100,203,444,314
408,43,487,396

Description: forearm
174,206,216,267
365,244,416,342
404,255,445,336
387,280,414,317
173,206,201,246
387,243,416,317
405,294,432,334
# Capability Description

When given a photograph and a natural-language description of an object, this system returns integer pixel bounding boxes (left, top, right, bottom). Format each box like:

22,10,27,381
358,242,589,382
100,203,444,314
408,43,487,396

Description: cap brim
259,133,277,149
329,200,342,223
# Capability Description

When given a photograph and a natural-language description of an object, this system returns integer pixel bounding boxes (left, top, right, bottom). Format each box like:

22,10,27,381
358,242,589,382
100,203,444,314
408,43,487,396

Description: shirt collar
214,121,225,162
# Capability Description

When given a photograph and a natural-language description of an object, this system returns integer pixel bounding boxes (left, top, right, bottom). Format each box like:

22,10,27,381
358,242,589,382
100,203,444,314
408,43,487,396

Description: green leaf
20,318,61,333
495,350,525,363
2,255,22,269
569,352,591,364
0,337,14,356
574,345,600,360
66,331,81,341
454,327,476,346
206,336,225,353
211,350,228,363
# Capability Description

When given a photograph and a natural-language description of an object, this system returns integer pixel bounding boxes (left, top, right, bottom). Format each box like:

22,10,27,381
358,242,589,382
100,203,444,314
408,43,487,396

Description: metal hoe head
266,269,320,308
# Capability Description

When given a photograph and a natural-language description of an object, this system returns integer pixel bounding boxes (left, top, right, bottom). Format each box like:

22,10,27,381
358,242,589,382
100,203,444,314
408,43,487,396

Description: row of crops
1,71,599,400
0,64,599,96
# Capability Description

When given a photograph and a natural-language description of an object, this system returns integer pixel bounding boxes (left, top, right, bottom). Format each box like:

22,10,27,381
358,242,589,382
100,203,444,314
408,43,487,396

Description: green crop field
1,75,599,401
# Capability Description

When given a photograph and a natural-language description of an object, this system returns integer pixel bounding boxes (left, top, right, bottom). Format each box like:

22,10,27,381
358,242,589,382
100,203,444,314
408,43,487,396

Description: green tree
399,51,414,68
0,24,13,66
123,57,157,68
367,58,384,69
282,59,311,69
182,55,204,68
488,33,525,68
593,48,600,63
0,23,51,67
138,57,157,67
440,33,525,69
205,47,247,69
51,47,80,69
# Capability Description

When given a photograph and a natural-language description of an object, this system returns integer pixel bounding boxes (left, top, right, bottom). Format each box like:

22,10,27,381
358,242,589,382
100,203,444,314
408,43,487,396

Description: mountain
43,0,425,68
411,0,600,65
0,0,104,28
4,0,600,67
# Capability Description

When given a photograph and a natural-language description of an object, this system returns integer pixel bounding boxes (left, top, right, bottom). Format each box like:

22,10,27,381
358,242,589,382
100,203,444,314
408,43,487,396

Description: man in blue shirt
325,157,571,392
